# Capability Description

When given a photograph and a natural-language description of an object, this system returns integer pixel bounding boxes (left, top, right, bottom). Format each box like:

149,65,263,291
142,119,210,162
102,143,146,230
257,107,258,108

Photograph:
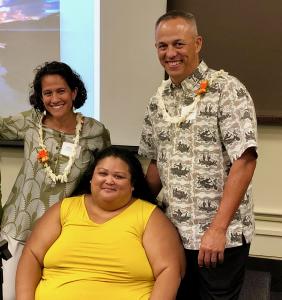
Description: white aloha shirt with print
139,61,258,250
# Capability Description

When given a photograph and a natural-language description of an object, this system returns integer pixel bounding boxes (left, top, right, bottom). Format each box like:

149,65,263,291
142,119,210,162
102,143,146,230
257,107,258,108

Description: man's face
155,17,202,85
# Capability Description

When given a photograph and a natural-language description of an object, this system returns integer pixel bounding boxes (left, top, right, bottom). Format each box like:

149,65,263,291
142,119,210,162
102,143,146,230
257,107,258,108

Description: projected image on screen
0,0,60,116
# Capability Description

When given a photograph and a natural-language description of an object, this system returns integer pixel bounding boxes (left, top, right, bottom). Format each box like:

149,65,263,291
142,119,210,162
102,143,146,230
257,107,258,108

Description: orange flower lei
195,80,208,95
37,149,49,163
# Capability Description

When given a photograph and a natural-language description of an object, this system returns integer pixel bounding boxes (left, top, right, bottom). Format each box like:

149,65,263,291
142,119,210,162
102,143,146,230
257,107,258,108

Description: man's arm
146,159,163,197
198,147,257,268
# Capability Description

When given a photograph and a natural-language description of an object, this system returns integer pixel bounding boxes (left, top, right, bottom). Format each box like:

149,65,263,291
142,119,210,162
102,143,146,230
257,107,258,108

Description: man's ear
195,35,203,54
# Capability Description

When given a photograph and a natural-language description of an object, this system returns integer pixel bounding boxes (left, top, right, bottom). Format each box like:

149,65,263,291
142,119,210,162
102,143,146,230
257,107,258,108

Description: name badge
60,142,81,158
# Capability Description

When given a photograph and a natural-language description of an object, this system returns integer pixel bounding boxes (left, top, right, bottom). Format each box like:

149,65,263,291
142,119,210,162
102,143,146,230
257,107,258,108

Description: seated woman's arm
143,208,185,300
16,202,62,300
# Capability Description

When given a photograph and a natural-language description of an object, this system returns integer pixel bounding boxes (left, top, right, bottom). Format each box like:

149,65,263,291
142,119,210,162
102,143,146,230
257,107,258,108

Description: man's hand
198,227,226,268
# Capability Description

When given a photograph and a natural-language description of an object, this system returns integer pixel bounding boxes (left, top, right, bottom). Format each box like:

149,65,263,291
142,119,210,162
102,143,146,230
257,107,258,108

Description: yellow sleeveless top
35,195,156,300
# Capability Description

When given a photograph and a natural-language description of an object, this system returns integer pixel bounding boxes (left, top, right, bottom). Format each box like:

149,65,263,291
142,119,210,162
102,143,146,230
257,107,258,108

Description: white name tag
60,142,81,158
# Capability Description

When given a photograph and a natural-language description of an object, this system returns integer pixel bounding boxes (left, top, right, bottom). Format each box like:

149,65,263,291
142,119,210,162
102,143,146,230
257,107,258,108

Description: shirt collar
164,60,209,95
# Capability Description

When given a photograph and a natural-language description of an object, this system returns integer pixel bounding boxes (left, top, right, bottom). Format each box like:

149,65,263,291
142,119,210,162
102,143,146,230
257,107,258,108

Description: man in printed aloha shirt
138,10,258,300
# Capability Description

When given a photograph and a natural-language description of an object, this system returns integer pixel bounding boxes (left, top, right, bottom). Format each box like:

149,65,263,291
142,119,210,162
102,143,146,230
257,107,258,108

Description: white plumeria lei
156,69,227,125
38,113,83,183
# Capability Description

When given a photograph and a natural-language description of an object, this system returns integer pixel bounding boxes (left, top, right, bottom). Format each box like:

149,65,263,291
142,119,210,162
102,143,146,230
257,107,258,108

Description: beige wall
250,125,282,259
253,126,282,214
100,0,166,145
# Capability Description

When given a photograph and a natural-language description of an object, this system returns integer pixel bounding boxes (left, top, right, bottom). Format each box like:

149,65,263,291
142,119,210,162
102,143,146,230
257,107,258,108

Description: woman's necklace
156,69,227,125
37,113,84,183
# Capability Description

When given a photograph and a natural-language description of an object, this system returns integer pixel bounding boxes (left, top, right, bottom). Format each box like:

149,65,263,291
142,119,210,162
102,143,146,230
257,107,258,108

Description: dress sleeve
141,201,157,230
101,127,111,148
218,76,258,162
60,197,75,225
0,109,34,140
60,196,85,226
81,118,111,152
133,199,157,234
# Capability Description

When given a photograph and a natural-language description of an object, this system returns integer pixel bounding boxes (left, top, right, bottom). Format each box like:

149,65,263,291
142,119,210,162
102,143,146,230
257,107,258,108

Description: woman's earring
43,110,47,116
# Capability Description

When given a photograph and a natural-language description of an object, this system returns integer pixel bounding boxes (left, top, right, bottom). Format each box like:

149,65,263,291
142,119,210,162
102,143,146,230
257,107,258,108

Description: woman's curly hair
29,61,87,112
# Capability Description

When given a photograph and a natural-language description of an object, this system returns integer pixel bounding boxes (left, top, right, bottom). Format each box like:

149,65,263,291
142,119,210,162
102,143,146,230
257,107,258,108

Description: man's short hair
155,10,196,29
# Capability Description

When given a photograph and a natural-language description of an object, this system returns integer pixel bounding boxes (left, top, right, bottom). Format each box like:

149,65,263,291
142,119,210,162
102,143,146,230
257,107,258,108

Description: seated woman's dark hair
75,146,156,204
29,61,87,112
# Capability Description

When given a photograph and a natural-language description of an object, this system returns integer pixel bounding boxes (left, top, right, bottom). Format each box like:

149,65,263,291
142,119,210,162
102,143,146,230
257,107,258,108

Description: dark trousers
177,239,250,300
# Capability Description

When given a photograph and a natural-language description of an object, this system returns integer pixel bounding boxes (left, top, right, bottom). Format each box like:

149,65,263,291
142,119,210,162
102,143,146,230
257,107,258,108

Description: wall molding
255,211,282,223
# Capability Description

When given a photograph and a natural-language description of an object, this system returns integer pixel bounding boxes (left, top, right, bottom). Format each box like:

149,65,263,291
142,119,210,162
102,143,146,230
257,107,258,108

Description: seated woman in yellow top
16,146,185,300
